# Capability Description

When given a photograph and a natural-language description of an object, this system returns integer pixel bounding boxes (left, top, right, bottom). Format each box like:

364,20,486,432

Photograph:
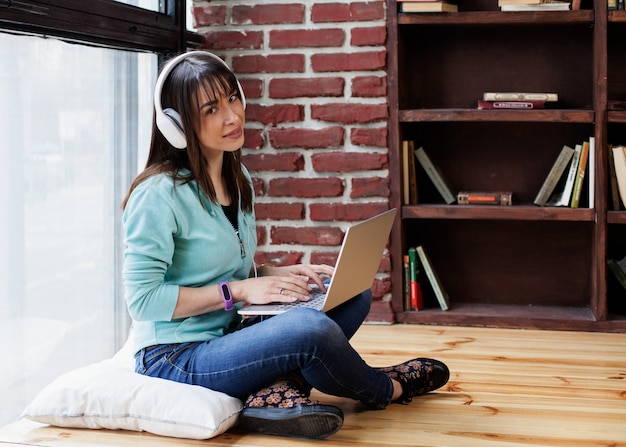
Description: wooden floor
1,323,626,447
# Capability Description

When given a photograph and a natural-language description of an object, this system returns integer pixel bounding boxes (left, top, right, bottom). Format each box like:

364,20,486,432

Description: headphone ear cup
156,108,187,149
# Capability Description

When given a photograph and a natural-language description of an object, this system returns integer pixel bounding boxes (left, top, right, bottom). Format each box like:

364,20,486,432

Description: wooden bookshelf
387,0,626,332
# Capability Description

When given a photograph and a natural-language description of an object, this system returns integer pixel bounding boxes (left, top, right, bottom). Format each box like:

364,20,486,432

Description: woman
122,50,449,440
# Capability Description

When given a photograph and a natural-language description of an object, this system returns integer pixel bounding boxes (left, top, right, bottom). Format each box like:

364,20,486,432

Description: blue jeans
134,290,394,409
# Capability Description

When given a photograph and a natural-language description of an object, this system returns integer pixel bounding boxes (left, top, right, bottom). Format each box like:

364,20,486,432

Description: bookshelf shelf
387,0,626,332
399,10,594,26
403,205,596,222
399,109,594,123
608,111,626,123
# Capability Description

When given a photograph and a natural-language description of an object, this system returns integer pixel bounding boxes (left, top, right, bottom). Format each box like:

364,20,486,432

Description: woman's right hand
231,275,315,305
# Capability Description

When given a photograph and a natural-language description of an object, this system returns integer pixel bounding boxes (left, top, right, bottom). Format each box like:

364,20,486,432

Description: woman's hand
233,264,334,305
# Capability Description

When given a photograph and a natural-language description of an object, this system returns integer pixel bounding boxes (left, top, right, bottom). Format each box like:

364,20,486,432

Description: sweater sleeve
123,178,180,322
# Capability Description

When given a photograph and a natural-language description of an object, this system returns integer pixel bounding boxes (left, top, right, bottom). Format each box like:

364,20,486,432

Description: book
402,141,411,205
552,144,581,207
408,248,424,311
400,1,459,12
612,146,626,208
588,136,595,209
402,140,418,205
403,255,411,311
483,92,558,102
498,0,560,4
416,246,449,311
608,258,626,292
501,2,570,9
477,100,545,109
457,191,512,206
570,140,589,208
534,145,575,206
608,144,621,210
414,146,456,204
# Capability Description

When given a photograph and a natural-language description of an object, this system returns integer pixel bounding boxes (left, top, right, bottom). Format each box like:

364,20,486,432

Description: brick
312,51,386,72
243,128,265,150
193,5,226,26
251,177,265,196
372,277,391,299
312,1,385,22
271,226,344,246
311,103,387,124
255,251,304,267
366,299,395,324
243,153,305,172
233,54,305,74
311,251,339,266
203,31,263,50
351,26,386,47
350,1,386,21
256,225,267,245
254,202,305,220
268,177,344,198
311,3,350,22
239,78,264,100
270,77,344,99
245,104,304,125
309,202,390,221
350,176,390,198
352,76,387,98
270,29,345,49
350,127,388,147
232,4,304,25
269,126,344,149
312,152,388,172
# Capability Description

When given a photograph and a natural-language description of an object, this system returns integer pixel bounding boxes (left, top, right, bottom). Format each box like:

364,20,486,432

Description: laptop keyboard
271,290,326,312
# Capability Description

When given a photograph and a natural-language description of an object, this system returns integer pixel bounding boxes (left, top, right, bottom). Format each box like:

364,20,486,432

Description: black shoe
238,404,344,439
379,357,450,403
238,381,343,439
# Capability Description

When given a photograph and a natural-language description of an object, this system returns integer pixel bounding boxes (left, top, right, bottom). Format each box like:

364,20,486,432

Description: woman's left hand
262,264,334,293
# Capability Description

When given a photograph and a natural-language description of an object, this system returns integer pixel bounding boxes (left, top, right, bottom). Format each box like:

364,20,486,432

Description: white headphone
153,51,246,149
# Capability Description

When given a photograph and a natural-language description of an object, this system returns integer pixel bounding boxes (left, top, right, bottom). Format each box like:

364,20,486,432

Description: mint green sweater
123,171,256,352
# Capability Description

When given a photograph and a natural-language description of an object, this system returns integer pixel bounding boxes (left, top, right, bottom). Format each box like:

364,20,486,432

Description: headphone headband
154,51,246,149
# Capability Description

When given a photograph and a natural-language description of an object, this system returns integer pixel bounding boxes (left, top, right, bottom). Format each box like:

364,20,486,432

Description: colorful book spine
403,255,411,311
408,248,423,311
570,141,589,208
553,144,581,207
477,100,545,109
457,191,512,206
416,246,449,311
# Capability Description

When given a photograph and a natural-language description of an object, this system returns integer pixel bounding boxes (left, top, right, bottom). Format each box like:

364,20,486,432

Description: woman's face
196,86,245,156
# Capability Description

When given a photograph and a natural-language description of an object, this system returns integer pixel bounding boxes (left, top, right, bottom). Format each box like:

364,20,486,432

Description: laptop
238,208,397,316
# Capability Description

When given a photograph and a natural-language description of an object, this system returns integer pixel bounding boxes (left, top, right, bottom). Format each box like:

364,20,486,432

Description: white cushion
21,332,242,440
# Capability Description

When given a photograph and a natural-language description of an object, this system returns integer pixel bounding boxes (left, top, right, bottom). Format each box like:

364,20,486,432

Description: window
0,0,198,427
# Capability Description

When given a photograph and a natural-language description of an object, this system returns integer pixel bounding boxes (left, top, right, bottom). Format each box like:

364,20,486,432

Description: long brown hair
121,52,253,212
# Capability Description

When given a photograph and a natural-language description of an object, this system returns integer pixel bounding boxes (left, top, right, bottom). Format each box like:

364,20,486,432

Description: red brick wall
192,1,393,323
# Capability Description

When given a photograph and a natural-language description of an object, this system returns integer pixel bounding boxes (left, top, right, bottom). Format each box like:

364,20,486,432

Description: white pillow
21,334,242,440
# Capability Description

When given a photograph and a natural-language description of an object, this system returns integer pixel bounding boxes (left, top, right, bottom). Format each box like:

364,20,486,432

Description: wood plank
1,324,625,447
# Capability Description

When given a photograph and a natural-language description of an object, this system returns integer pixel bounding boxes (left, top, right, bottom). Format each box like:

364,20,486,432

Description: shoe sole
238,404,344,439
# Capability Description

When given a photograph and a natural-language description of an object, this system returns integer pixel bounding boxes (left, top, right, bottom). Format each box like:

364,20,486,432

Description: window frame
0,0,201,52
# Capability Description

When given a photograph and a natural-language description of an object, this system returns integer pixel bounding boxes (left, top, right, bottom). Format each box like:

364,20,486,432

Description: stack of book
534,138,595,208
404,246,449,311
498,0,571,11
398,0,459,13
478,92,558,110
